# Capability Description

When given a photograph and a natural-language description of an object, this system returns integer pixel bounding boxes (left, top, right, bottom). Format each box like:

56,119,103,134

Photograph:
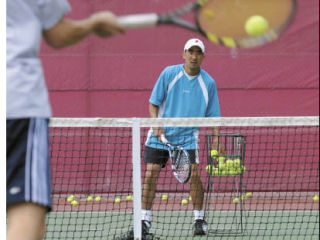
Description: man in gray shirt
7,1,124,239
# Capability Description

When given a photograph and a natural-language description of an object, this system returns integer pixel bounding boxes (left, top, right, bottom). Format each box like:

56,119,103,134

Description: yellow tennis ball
245,15,269,37
233,159,241,169
67,195,75,202
188,196,192,201
313,195,319,202
241,195,247,201
126,195,133,201
233,198,239,204
161,194,168,201
218,162,226,170
87,196,93,202
210,150,218,158
115,197,121,204
181,199,188,205
204,9,214,19
206,165,216,175
217,156,225,163
246,192,253,198
95,196,101,202
71,200,78,207
226,159,234,170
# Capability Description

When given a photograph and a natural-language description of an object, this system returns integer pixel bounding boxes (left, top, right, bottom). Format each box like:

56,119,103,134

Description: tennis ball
126,195,133,201
220,170,228,177
181,199,188,205
241,195,247,201
161,194,168,201
212,168,219,176
233,159,241,169
206,165,216,175
233,198,239,204
95,196,101,202
226,159,234,170
115,197,121,204
71,200,78,207
188,196,192,201
313,195,319,202
204,9,214,19
218,162,226,171
210,150,218,158
67,195,75,202
246,192,253,198
245,15,269,37
228,169,237,177
217,156,225,163
87,196,93,202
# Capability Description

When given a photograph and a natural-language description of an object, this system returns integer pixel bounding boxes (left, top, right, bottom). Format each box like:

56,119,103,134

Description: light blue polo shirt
6,0,71,118
146,64,221,150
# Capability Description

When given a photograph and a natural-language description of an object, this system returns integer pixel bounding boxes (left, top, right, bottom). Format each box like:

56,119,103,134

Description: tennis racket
161,135,191,184
118,0,296,49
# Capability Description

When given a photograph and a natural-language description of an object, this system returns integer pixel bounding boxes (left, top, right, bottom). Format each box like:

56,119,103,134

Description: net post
132,118,142,239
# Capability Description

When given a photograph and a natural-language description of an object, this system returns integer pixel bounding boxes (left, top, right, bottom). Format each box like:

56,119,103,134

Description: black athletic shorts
7,118,52,211
143,146,198,168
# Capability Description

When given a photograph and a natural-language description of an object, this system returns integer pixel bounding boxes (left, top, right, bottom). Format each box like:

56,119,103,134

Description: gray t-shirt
6,0,71,118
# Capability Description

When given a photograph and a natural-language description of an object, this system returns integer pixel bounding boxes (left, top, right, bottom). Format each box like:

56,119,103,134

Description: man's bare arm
149,103,165,140
43,11,124,49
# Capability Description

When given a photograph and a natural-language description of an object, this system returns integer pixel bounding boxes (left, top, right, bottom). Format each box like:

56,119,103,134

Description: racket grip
118,13,159,29
160,134,168,144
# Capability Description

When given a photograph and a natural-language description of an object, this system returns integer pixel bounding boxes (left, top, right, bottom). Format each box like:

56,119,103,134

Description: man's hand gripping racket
117,0,296,49
161,134,191,184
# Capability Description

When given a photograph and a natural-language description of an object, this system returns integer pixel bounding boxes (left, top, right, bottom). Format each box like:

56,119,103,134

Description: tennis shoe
193,219,208,236
142,220,152,236
118,220,153,240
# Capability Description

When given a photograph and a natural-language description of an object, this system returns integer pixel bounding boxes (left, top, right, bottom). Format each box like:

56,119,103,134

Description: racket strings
197,0,295,39
174,150,191,182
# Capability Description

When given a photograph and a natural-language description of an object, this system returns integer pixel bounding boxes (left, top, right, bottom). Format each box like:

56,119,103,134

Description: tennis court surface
46,117,319,239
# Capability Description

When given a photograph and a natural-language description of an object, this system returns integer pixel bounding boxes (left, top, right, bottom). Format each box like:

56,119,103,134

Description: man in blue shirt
141,38,221,237
6,1,124,239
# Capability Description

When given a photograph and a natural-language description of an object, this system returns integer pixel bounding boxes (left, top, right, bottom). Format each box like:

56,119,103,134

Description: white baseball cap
184,38,205,53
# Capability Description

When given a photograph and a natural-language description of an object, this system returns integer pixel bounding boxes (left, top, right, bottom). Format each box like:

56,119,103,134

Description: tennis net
45,117,319,240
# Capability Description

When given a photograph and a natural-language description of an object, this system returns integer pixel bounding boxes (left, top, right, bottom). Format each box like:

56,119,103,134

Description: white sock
194,210,204,220
141,209,152,222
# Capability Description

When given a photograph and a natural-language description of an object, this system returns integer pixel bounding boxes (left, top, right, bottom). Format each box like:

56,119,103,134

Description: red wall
41,0,319,118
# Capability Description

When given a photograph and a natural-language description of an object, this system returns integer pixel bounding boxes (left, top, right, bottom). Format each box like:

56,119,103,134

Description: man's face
183,46,204,72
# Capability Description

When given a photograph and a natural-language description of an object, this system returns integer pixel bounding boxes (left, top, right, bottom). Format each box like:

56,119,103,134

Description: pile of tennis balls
206,150,246,177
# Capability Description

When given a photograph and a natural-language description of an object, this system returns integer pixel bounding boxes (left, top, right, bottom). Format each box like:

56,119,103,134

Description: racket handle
160,134,168,145
118,13,159,29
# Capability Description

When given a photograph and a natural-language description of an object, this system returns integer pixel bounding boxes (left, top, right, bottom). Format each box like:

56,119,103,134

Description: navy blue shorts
143,146,198,168
7,118,52,211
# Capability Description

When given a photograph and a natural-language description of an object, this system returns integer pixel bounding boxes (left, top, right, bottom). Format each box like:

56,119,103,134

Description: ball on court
87,196,93,202
233,198,239,204
161,194,168,201
246,192,253,198
181,199,188,205
126,195,133,201
71,200,78,207
67,195,75,203
245,15,269,37
313,195,319,202
115,197,121,204
241,195,247,201
95,196,101,202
